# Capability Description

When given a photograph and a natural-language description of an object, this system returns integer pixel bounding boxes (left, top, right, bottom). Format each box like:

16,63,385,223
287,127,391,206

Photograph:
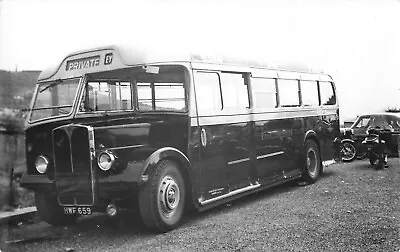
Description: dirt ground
3,159,400,252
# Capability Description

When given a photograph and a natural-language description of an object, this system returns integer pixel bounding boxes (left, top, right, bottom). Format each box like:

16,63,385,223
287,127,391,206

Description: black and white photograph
0,0,399,251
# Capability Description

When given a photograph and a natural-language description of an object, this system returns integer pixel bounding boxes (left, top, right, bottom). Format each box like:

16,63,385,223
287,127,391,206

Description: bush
0,108,34,210
0,108,24,133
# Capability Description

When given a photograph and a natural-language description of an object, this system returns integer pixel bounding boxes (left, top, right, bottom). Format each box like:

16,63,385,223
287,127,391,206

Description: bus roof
38,44,332,81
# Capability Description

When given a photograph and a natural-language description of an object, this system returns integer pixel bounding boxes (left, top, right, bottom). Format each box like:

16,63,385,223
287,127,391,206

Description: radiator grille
53,125,94,206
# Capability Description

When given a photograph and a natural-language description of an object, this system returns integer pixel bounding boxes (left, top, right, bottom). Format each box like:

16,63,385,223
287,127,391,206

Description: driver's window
355,117,370,128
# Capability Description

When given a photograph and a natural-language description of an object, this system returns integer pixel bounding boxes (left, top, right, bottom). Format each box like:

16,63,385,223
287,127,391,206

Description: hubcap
159,176,180,217
341,143,355,160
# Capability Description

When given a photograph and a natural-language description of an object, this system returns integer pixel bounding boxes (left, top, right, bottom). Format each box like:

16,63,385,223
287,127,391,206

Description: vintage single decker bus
21,45,340,232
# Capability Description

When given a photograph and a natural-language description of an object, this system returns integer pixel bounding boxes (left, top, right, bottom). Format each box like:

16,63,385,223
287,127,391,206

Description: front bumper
20,175,55,191
20,174,140,209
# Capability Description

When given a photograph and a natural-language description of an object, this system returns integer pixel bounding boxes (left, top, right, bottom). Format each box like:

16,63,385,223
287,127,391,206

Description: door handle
201,128,207,147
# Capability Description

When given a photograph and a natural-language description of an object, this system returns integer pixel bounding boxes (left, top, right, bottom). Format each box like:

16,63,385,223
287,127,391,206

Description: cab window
81,81,132,112
353,117,370,128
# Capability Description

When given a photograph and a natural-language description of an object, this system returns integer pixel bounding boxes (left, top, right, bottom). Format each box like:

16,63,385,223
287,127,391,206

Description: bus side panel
253,117,294,182
280,117,306,177
190,123,229,201
190,117,253,202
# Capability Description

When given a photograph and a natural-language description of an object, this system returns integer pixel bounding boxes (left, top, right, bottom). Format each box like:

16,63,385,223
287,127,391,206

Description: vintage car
349,112,400,157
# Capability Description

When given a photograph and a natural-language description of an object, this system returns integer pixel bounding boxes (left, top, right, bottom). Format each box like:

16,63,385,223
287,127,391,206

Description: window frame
250,77,279,110
79,79,135,113
300,80,320,107
219,71,251,111
193,70,223,116
277,78,301,108
318,81,337,106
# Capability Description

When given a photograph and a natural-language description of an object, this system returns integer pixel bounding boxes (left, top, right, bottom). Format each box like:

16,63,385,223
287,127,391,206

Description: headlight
97,151,115,171
35,155,49,174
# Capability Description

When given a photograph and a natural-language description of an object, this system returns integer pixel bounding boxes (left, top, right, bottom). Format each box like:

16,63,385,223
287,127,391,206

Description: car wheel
341,141,356,162
138,160,186,233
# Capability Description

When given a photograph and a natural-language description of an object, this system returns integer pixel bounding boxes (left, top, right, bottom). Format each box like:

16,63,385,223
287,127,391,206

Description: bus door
193,71,254,202
250,77,285,183
254,119,287,183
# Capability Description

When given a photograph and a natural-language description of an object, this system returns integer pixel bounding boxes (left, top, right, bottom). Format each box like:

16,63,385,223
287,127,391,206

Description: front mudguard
137,147,191,185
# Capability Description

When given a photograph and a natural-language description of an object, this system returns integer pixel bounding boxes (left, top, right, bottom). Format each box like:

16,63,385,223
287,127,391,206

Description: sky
1,0,400,121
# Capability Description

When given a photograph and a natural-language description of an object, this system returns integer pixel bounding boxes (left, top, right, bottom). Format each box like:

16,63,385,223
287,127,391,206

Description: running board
199,183,261,205
322,159,335,167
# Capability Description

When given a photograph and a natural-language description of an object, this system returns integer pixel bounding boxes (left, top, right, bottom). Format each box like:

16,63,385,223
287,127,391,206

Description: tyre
301,140,322,184
138,160,186,232
35,192,78,226
340,141,356,162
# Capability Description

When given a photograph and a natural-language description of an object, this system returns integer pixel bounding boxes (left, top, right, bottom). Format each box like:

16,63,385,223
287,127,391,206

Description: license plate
63,206,92,215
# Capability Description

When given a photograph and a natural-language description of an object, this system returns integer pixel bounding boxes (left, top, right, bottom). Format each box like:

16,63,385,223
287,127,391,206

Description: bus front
21,46,192,230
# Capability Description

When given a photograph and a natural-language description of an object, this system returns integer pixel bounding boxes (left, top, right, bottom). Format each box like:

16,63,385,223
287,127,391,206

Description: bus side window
193,72,222,115
220,72,249,109
319,81,336,106
251,77,277,109
300,80,319,107
278,79,300,107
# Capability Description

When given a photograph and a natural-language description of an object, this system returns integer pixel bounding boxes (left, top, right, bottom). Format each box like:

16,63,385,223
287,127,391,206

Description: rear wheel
301,140,321,184
35,192,78,226
138,160,186,232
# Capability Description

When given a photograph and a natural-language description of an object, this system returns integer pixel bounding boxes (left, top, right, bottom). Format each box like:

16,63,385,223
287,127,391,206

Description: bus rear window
319,81,336,105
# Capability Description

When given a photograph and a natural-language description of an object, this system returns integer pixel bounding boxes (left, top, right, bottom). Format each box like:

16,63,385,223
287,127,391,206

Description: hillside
0,70,41,109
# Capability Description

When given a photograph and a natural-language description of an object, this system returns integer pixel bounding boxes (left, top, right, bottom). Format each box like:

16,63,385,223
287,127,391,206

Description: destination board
66,56,101,71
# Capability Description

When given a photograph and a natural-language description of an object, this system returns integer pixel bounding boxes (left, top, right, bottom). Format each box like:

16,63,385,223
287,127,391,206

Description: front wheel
301,140,322,184
340,141,356,162
138,160,186,232
35,192,78,226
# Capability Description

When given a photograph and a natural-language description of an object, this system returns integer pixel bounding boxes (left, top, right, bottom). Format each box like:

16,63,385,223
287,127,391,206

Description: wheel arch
303,130,323,172
141,147,196,209
341,138,355,144
304,130,321,153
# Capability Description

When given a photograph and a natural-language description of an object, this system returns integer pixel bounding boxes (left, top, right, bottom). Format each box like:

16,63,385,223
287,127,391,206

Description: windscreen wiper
39,79,62,93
